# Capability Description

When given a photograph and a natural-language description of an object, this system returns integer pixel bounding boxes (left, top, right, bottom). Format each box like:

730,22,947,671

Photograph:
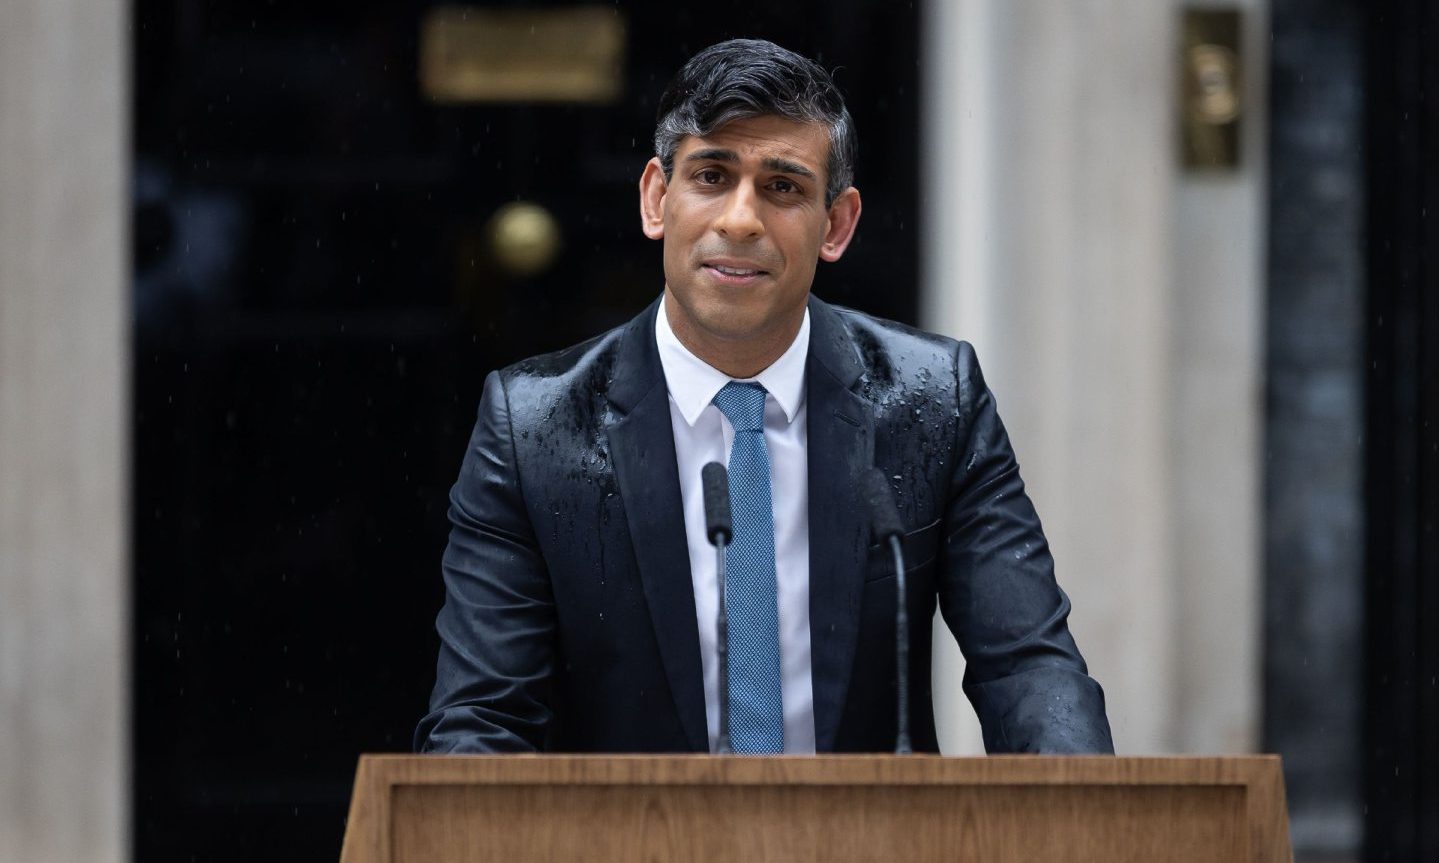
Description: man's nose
713,183,764,240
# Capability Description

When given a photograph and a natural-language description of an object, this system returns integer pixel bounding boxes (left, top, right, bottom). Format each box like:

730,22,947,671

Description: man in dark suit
415,39,1113,755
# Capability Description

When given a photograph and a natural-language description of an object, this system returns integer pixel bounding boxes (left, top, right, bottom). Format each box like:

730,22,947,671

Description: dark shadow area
1363,0,1439,860
1264,0,1366,853
131,2,919,859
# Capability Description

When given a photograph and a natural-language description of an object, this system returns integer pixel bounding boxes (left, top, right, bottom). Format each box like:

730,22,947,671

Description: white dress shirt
655,296,816,754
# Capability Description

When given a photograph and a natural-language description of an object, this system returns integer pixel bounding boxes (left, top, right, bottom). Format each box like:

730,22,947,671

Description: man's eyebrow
762,157,818,181
684,148,739,164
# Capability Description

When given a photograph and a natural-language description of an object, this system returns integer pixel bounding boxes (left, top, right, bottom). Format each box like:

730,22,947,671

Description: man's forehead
677,115,829,167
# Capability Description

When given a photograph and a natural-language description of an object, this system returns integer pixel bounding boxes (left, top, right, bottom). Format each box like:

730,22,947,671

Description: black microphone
863,468,912,755
702,461,733,545
701,462,734,754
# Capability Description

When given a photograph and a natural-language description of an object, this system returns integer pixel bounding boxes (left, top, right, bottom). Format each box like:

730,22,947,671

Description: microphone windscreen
863,468,905,541
701,462,733,544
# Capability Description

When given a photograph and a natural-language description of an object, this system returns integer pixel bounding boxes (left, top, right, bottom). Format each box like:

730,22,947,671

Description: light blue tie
712,382,785,754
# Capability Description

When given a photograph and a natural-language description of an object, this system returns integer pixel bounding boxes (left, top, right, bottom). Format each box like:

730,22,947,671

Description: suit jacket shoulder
822,301,987,426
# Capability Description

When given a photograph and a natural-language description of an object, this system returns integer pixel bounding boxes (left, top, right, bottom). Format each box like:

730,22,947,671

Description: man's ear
639,157,667,240
819,186,862,262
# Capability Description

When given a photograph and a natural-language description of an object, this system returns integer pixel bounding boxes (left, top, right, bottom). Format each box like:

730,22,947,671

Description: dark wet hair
654,39,857,207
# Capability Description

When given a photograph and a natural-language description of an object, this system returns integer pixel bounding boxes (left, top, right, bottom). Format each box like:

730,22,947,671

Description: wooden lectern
340,754,1292,862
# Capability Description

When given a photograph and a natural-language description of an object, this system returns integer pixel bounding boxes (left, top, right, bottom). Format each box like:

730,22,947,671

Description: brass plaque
420,6,626,104
1181,8,1242,170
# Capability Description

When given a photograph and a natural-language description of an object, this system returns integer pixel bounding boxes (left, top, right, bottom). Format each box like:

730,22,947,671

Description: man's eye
697,169,724,185
771,179,798,194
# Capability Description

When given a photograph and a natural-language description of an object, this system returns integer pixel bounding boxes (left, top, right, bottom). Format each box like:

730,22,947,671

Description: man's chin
696,306,804,346
668,284,803,343
693,317,768,345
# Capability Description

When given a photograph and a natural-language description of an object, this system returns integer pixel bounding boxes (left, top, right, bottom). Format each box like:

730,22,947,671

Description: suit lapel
605,299,709,752
805,297,873,752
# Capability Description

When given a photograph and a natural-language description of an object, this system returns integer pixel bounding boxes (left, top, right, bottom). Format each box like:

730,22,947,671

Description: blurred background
1,0,1434,861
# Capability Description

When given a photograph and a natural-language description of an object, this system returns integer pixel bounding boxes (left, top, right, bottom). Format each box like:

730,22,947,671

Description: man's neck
662,292,806,380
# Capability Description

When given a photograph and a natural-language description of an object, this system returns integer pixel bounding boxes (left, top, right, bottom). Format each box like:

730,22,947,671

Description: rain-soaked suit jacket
416,294,1114,754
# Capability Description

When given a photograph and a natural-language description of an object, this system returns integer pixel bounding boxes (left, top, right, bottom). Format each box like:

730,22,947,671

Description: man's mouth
702,262,770,281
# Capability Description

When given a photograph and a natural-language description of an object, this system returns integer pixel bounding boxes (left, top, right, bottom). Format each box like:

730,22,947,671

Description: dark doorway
131,2,920,859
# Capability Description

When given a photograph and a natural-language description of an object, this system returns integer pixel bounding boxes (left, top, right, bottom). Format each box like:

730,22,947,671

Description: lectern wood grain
340,755,1292,863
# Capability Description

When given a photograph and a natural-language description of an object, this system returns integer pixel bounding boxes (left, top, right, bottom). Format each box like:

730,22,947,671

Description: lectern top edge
351,752,1285,789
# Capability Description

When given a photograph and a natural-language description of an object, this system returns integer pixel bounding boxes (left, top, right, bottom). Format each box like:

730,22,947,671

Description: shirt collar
654,294,810,428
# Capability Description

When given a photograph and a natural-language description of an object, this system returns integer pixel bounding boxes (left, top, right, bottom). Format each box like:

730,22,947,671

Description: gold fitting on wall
1181,8,1243,170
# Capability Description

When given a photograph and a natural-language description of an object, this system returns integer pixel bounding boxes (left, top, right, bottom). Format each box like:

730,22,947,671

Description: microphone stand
888,534,912,755
714,534,733,754
864,467,913,755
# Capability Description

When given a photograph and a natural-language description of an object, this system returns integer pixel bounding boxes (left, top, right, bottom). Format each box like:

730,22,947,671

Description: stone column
0,1,129,861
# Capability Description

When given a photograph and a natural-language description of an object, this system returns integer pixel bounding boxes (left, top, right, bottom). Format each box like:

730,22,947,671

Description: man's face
639,115,860,352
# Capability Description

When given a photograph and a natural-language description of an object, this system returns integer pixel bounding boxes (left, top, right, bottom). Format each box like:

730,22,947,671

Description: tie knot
713,382,768,432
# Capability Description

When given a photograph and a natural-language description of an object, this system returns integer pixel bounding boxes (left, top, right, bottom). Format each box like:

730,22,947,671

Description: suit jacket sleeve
938,342,1115,754
413,371,556,753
